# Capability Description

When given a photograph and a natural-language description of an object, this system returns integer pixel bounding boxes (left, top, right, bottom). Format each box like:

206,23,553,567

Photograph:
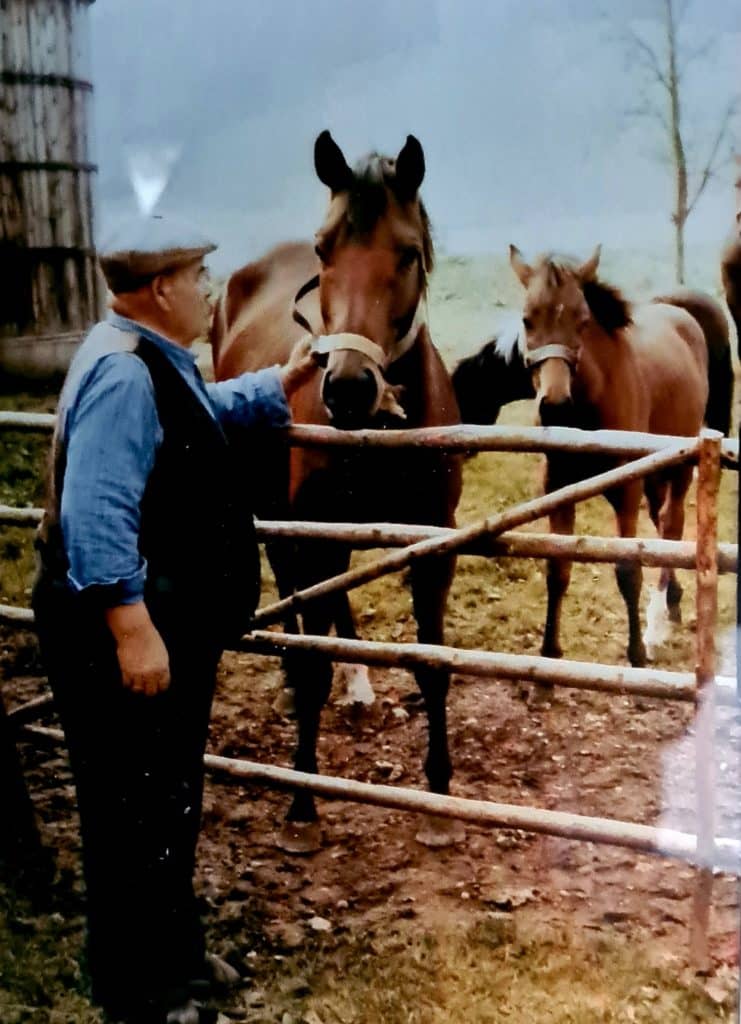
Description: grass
353,396,738,673
1,891,734,1024
288,924,735,1024
0,381,57,609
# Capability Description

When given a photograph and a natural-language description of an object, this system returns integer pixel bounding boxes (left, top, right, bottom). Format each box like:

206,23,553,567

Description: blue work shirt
59,312,290,605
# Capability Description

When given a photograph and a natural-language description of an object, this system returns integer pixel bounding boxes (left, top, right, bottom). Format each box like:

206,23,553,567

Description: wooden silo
0,0,101,377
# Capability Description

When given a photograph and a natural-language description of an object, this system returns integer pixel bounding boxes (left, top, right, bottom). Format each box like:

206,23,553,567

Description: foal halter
522,342,580,369
292,274,427,420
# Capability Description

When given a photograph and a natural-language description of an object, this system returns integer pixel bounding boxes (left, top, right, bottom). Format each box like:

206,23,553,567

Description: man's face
159,260,212,344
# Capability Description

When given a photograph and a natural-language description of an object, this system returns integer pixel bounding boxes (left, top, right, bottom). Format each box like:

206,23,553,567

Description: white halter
295,282,428,420
523,342,580,368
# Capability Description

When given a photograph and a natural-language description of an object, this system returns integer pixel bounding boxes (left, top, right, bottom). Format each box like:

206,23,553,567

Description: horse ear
314,130,352,193
394,135,425,200
509,245,533,287
577,245,601,283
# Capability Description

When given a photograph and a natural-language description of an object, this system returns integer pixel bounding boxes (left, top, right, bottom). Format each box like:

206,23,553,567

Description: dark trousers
32,575,220,1019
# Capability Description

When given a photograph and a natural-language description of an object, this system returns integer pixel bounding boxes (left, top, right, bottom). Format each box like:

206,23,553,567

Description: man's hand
104,602,170,696
280,335,318,398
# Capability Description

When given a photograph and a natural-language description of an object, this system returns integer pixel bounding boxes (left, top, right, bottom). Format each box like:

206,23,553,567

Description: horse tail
721,235,741,361
652,290,733,436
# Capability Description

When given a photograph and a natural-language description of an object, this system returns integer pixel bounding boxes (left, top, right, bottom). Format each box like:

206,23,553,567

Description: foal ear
394,135,425,200
314,130,353,193
577,244,602,283
509,245,533,287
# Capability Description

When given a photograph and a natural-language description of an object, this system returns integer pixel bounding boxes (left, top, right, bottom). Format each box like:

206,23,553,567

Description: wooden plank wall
0,0,99,340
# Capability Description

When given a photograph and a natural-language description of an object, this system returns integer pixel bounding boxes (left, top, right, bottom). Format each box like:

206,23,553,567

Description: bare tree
616,0,738,282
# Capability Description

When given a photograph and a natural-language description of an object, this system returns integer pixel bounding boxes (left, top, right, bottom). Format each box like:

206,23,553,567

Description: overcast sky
89,0,740,274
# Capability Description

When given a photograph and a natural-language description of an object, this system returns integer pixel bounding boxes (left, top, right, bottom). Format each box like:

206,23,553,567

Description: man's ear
151,273,173,311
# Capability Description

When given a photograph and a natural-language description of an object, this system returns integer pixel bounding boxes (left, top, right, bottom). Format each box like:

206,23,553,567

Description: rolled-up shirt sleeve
61,353,161,606
205,366,291,430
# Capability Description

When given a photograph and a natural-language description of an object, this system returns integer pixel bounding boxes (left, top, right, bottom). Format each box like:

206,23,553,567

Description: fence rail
21,724,741,874
1,411,738,464
1,410,737,968
2,507,736,571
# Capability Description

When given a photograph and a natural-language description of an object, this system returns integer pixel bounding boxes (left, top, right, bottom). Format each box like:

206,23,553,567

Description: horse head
451,323,535,425
509,244,622,426
307,130,433,429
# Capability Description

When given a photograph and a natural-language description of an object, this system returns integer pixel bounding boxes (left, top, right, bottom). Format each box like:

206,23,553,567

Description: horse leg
265,536,302,716
609,481,646,667
408,552,462,847
277,542,347,854
642,467,692,659
643,477,672,659
332,561,375,707
541,499,576,661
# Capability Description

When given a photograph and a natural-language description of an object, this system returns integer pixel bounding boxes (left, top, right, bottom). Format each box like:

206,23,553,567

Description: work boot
188,951,241,999
165,999,201,1024
105,995,203,1023
205,952,240,987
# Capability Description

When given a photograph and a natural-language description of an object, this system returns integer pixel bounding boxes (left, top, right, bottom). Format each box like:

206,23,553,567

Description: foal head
509,245,631,426
311,130,433,428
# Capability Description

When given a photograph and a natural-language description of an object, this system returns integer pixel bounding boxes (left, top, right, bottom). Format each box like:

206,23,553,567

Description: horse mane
540,254,632,336
347,153,435,274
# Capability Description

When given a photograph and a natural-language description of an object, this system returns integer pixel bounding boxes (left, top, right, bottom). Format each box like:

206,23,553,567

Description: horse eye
314,243,328,264
398,247,418,270
522,317,533,332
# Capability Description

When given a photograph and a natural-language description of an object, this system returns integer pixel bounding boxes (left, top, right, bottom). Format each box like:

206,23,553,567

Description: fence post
689,429,722,970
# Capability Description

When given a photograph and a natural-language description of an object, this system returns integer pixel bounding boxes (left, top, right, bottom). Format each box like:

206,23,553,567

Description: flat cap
98,214,217,293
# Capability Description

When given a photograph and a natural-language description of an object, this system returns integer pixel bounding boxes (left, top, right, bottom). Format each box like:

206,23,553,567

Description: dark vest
37,335,260,649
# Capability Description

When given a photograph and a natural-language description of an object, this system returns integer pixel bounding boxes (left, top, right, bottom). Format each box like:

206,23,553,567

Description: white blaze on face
334,663,375,706
643,585,671,661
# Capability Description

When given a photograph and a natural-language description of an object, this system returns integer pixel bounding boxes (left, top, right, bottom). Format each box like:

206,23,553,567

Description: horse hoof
540,645,563,660
334,663,376,707
276,821,323,855
630,644,647,668
518,682,553,706
272,687,296,717
668,604,682,625
415,814,465,848
528,681,554,707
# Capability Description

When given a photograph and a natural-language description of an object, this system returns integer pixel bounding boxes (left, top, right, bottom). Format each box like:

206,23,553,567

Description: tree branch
622,25,671,93
686,98,740,216
678,37,715,74
625,96,671,136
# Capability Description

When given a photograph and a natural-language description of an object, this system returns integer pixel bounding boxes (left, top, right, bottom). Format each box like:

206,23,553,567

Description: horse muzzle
314,333,407,427
321,366,379,429
538,395,579,428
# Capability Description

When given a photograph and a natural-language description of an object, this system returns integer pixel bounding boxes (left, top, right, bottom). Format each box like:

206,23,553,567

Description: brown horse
451,288,730,435
720,155,741,358
212,132,462,850
509,245,708,668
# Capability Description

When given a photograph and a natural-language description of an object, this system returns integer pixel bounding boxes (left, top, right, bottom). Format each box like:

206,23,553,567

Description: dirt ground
3,596,739,1020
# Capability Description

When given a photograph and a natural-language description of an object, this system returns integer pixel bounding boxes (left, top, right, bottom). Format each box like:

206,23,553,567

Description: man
32,215,314,1024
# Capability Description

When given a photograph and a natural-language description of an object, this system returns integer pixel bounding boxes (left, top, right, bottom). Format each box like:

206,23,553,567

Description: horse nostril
539,397,575,428
322,368,379,427
321,369,334,401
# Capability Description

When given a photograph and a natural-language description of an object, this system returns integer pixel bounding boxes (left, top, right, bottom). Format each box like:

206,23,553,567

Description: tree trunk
674,215,686,285
665,0,687,284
